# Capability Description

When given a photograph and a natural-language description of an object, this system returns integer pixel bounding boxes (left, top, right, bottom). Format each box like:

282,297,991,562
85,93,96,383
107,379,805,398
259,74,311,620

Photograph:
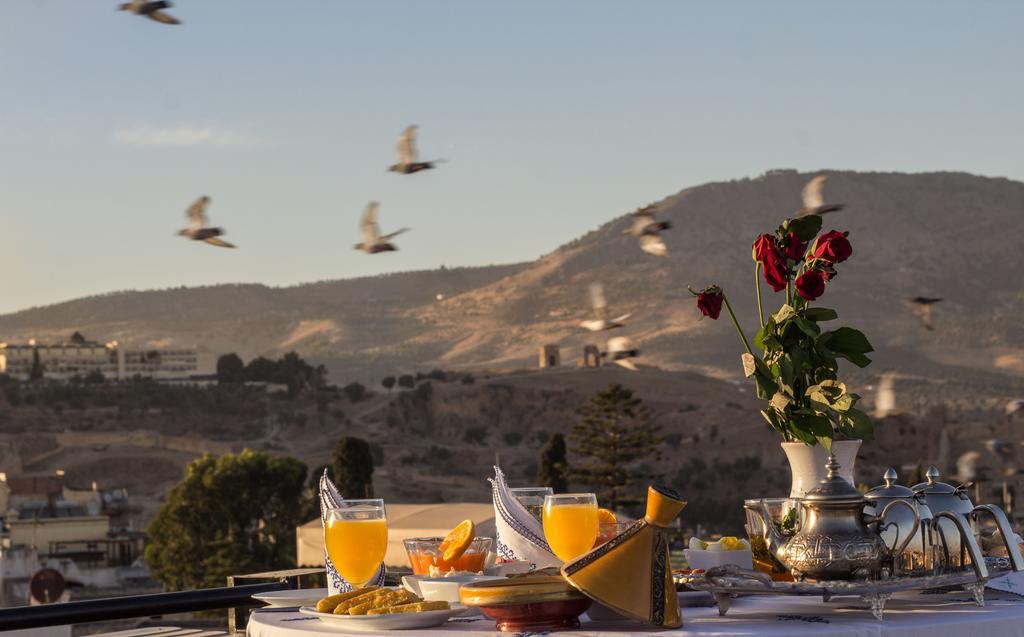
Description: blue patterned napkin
488,466,561,571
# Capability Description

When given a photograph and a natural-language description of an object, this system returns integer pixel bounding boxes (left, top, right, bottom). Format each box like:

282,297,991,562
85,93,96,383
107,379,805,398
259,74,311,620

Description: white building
0,334,211,382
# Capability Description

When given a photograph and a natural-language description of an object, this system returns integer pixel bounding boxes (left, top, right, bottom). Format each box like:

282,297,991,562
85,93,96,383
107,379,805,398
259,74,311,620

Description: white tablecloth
247,590,1024,636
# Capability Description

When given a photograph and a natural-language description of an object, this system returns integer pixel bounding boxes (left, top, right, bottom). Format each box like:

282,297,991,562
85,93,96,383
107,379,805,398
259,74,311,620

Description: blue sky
2,1,1022,314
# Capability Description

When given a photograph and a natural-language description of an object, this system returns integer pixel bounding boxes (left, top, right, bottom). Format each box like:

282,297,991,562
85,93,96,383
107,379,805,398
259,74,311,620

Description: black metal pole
0,581,288,631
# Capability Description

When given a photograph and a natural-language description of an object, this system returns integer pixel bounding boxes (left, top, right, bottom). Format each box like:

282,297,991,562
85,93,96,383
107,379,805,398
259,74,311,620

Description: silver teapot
865,468,934,574
751,455,920,581
913,466,1024,573
912,467,976,569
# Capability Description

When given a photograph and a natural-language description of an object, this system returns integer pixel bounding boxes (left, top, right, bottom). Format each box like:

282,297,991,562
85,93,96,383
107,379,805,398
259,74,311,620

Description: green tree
30,348,44,382
331,437,374,498
382,376,396,393
244,356,278,382
538,433,570,493
145,450,310,591
216,353,246,384
397,374,415,389
343,382,367,402
569,384,663,511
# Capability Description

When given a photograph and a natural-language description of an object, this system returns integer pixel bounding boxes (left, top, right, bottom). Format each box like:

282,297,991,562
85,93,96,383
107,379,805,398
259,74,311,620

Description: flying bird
603,336,640,371
355,202,409,253
117,0,180,25
797,175,844,216
1006,400,1024,419
580,283,631,332
388,125,443,174
177,196,235,248
623,205,671,257
903,296,943,330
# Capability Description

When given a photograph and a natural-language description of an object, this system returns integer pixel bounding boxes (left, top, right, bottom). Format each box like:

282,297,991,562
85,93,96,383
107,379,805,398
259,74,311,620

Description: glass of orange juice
542,493,599,562
324,499,387,588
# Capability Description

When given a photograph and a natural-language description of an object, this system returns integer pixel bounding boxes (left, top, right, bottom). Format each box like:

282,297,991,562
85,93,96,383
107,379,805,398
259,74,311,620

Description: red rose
795,270,826,301
813,230,852,263
783,231,807,262
752,233,788,292
761,250,789,292
752,234,778,262
696,286,724,320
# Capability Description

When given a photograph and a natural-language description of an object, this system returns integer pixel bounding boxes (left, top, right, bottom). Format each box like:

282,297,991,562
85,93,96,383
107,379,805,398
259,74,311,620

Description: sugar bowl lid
865,468,915,500
911,466,957,494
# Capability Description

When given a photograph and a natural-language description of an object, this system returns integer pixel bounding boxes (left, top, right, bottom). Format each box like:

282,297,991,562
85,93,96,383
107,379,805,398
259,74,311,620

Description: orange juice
325,518,388,586
543,502,599,561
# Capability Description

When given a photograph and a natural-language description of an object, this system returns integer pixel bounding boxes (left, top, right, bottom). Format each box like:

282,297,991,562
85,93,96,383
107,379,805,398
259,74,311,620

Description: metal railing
0,568,322,633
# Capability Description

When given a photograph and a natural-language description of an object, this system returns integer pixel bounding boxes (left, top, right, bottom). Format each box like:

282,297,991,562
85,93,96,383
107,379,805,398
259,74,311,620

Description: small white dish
298,605,464,631
683,548,753,571
401,575,426,598
252,587,328,608
418,575,501,604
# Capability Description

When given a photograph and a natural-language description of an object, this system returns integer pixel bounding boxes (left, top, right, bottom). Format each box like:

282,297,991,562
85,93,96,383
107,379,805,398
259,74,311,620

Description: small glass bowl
404,536,494,575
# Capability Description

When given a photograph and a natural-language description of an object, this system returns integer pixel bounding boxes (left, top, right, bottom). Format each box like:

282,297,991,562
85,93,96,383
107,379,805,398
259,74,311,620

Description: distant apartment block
0,332,213,381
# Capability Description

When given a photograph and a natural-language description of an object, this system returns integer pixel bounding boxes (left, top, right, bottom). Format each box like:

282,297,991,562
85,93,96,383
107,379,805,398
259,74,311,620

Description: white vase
781,440,861,499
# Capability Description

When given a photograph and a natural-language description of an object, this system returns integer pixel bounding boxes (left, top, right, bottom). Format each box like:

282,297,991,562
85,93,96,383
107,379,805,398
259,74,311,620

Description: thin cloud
113,124,268,149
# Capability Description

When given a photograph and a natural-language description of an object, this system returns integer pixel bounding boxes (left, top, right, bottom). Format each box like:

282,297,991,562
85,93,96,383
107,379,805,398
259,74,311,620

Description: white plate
252,588,329,608
298,605,464,631
418,575,502,603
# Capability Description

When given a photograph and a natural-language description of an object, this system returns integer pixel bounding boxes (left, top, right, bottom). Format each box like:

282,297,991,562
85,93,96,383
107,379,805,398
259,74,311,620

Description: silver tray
675,559,1016,621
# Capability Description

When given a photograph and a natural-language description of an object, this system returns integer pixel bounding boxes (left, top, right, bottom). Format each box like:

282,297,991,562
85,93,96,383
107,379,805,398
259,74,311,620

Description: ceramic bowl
460,575,592,633
477,597,593,632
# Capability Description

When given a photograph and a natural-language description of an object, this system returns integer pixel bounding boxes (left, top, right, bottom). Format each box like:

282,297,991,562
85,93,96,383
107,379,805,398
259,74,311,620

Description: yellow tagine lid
459,574,587,607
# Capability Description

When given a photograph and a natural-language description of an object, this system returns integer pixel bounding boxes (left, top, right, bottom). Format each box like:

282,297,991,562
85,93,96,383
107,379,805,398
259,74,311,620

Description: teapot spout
746,499,787,560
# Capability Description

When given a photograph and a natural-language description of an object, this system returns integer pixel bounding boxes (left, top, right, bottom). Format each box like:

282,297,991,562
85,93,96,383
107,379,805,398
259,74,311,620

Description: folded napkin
987,570,1024,596
319,470,387,594
488,466,561,571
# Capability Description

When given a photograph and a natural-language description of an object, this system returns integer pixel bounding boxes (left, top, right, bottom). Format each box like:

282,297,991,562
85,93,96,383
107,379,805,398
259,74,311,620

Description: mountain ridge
3,169,1023,381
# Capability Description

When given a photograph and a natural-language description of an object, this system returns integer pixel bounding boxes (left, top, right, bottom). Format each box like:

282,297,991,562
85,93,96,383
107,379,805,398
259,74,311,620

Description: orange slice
440,519,475,563
597,508,617,525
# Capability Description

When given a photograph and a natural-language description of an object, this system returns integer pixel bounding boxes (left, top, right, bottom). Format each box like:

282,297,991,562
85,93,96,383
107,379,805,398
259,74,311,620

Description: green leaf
772,305,796,324
784,215,823,242
816,436,833,453
820,327,874,368
833,393,854,412
741,353,756,378
754,373,779,400
776,354,796,389
798,413,834,437
793,316,821,338
840,408,874,440
770,392,792,412
803,307,838,322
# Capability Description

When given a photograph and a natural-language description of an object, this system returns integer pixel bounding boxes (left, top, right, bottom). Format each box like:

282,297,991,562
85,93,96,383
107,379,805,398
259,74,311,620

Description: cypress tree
570,383,662,511
538,433,570,493
331,437,374,498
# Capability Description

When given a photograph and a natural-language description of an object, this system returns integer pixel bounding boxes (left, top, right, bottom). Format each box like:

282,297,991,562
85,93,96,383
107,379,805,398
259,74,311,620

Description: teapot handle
878,499,920,559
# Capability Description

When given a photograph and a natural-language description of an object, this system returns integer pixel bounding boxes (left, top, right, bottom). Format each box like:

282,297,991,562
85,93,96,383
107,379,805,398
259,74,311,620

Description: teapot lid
911,466,957,494
865,468,915,500
801,454,864,505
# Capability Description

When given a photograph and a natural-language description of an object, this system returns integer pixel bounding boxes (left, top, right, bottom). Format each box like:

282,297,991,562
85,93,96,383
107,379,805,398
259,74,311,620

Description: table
247,590,1024,636
92,629,228,636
